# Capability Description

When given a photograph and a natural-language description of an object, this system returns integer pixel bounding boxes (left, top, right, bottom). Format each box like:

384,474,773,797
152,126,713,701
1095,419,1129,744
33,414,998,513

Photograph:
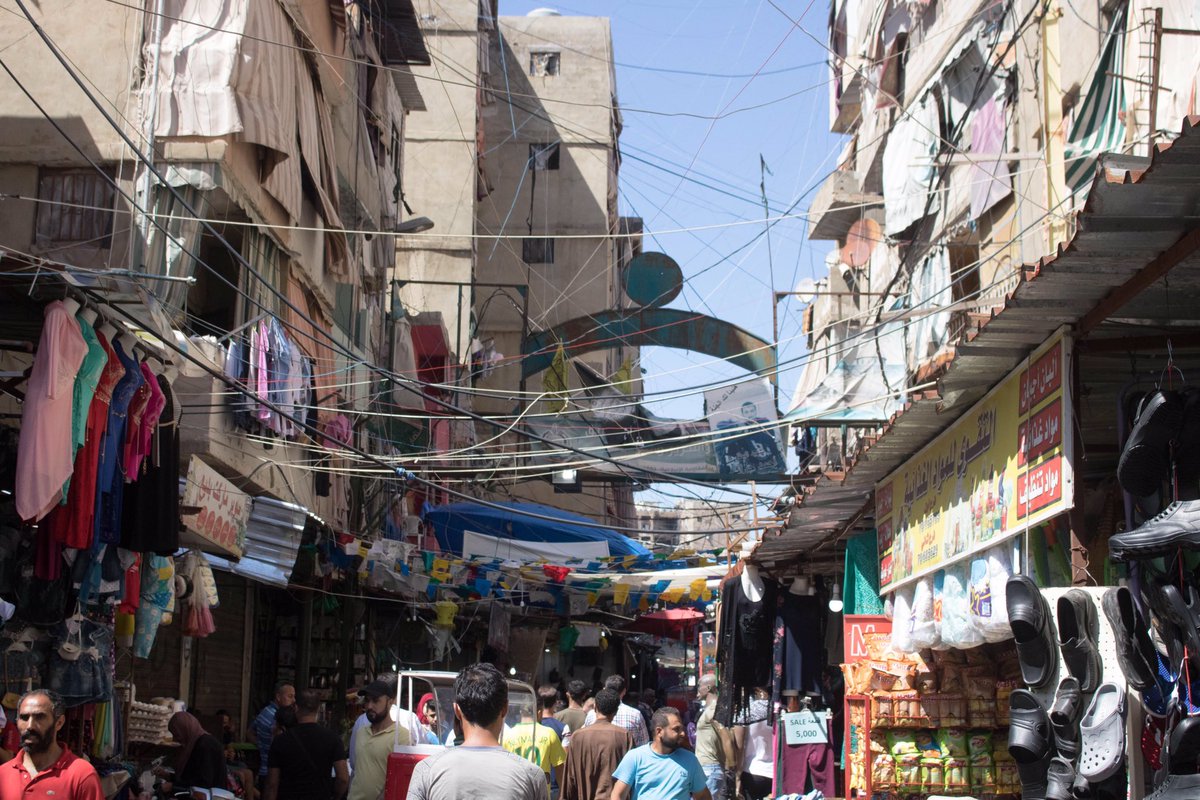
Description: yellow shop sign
876,330,1074,592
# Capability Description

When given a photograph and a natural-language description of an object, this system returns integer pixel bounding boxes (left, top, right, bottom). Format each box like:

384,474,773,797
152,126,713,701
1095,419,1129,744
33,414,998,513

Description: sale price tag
781,710,829,745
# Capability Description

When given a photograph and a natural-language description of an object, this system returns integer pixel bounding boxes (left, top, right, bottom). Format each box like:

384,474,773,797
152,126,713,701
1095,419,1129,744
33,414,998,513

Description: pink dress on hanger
15,301,89,522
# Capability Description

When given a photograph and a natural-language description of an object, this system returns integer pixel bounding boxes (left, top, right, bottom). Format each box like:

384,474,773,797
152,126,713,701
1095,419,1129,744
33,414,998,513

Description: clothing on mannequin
742,562,765,602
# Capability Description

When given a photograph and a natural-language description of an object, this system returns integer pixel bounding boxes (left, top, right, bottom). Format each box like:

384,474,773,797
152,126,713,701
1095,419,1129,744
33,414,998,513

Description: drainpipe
137,0,166,270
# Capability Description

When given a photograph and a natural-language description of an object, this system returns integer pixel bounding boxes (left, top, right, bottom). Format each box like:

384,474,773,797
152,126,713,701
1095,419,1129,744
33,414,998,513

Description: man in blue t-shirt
610,707,711,800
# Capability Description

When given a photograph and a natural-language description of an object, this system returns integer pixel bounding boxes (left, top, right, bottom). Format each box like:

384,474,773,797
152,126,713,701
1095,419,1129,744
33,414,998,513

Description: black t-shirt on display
267,722,348,800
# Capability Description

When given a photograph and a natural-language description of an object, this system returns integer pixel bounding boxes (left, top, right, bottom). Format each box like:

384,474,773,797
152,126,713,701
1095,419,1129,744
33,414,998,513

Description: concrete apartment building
0,0,427,530
398,5,639,526
789,0,1200,471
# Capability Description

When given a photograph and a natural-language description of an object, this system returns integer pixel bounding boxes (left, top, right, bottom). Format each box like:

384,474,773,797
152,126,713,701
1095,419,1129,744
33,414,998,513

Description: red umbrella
622,608,706,639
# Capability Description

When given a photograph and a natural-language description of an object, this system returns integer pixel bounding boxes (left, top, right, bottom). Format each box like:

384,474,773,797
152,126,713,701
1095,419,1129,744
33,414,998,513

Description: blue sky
502,0,845,504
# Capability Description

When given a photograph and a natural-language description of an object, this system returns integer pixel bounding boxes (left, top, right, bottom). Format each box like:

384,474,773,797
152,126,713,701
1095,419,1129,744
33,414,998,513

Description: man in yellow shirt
504,695,566,797
350,678,410,800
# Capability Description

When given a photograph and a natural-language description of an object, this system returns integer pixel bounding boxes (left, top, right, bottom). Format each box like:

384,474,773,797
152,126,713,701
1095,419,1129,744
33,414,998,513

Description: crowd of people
0,665,761,800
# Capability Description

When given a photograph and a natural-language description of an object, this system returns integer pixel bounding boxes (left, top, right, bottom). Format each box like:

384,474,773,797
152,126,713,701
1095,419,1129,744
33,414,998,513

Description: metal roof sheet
755,117,1200,571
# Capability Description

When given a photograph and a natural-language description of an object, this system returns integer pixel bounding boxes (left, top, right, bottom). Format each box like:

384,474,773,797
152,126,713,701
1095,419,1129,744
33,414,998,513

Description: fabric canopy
423,502,650,561
622,608,705,638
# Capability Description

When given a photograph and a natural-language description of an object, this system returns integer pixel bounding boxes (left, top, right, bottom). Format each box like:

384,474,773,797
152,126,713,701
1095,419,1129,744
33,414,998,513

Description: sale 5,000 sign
875,331,1073,593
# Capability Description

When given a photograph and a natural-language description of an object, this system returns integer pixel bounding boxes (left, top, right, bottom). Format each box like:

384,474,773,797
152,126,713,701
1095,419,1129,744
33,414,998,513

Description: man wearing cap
350,678,409,800
349,674,425,771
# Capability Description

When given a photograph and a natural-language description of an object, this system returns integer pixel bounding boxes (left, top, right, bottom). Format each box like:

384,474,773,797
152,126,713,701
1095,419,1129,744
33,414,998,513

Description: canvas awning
423,502,651,561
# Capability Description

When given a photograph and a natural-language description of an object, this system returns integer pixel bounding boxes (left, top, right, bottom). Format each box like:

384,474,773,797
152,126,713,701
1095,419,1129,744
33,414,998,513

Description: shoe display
1008,574,1059,688
1058,590,1103,692
1018,757,1051,800
1144,773,1200,799
1102,586,1158,690
1109,500,1200,561
1168,714,1200,775
1051,676,1084,759
1118,389,1184,497
1010,689,1055,762
1176,388,1200,491
1078,683,1127,781
1046,755,1076,800
1160,583,1200,675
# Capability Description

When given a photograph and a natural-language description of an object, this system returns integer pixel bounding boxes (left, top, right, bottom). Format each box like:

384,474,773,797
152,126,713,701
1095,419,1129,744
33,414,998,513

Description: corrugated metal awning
207,497,308,587
755,116,1200,571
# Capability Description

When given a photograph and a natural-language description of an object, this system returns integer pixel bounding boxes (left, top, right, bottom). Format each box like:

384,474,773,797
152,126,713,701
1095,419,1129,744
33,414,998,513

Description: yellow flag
611,356,635,396
543,342,569,412
662,586,685,604
613,583,630,606
689,578,708,600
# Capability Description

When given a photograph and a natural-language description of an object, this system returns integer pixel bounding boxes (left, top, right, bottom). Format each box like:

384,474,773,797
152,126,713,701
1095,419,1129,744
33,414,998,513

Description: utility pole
1041,0,1068,251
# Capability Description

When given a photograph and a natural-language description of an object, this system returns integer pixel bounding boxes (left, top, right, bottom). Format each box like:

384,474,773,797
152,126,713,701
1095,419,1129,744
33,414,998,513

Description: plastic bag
939,565,985,648
891,585,915,653
910,576,941,649
969,545,1012,642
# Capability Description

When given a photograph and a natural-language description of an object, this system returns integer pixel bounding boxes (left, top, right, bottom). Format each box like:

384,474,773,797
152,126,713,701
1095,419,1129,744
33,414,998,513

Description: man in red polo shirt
0,690,103,799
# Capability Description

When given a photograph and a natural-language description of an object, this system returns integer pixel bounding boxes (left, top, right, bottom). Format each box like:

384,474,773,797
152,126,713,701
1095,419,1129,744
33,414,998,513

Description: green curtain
843,530,884,615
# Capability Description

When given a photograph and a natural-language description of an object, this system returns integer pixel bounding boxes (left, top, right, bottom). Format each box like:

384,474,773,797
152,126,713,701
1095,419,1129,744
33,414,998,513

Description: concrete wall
472,15,621,415
396,0,480,361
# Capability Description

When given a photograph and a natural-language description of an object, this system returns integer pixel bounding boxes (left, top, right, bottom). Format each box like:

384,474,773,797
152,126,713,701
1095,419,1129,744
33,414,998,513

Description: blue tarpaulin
423,501,650,561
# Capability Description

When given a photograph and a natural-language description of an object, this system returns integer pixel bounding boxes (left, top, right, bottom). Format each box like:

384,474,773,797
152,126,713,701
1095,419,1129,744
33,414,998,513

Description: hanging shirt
64,315,108,495
129,363,165,478
122,361,153,481
15,301,88,522
94,340,144,544
46,330,123,549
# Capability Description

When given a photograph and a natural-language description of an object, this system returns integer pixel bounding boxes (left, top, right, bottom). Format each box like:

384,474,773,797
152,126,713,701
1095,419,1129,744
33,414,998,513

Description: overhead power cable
0,2,774,507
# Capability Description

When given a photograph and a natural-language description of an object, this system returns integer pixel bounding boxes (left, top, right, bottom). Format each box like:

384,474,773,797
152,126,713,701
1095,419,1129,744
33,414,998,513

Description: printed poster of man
704,378,787,480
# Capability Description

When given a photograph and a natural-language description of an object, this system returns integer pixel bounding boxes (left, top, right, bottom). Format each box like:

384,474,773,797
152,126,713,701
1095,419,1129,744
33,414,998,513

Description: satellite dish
622,252,683,308
841,218,880,268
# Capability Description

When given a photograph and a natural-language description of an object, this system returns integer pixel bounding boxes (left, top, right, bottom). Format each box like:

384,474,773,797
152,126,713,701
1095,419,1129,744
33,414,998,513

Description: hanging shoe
1051,677,1084,759
1109,500,1200,562
1008,574,1059,689
1168,714,1200,775
1102,586,1158,691
1078,684,1128,781
1010,689,1055,762
1144,773,1200,799
1046,755,1077,800
1118,389,1184,497
1058,590,1103,692
1160,584,1200,676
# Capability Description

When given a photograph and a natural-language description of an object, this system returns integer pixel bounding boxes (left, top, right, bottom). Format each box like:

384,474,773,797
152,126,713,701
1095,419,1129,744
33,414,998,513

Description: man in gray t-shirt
407,664,546,800
407,747,546,800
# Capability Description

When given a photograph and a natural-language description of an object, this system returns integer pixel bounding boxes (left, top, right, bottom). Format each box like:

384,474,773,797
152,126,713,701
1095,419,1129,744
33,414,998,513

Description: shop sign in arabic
875,331,1073,592
180,456,251,558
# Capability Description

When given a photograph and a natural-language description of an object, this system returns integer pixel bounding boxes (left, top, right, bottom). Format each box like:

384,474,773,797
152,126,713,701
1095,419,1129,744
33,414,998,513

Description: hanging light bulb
828,578,843,613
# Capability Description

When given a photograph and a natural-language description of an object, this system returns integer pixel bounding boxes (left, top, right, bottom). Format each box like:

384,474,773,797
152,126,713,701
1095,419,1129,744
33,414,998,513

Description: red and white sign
843,615,892,663
180,456,251,558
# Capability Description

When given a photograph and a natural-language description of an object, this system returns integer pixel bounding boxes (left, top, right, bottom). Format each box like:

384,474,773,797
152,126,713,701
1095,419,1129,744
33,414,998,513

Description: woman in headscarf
415,692,443,744
166,711,226,790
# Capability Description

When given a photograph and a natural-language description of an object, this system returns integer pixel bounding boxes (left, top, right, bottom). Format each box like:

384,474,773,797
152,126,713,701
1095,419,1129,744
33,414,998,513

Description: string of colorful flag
309,533,727,614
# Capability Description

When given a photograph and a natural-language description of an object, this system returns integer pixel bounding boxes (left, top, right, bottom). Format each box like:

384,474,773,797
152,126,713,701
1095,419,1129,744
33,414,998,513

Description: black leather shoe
1019,755,1052,800
1051,677,1084,759
1047,756,1077,800
1161,584,1200,676
1118,389,1184,497
1010,689,1055,762
1102,586,1158,690
1058,590,1103,692
1008,574,1059,688
1109,500,1200,561
1168,715,1200,775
